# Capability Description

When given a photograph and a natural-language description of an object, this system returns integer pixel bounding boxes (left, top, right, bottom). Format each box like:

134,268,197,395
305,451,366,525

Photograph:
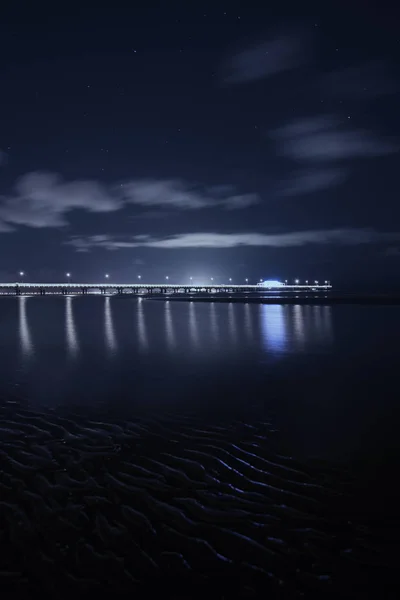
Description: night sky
1,1,399,289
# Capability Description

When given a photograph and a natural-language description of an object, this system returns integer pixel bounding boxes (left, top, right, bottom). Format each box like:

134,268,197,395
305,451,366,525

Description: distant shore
146,294,400,305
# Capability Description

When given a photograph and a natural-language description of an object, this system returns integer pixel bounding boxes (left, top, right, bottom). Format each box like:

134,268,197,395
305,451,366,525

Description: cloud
283,132,397,162
278,167,347,196
270,115,398,195
0,172,122,228
384,246,400,257
0,173,259,230
121,180,209,209
222,33,306,85
129,210,172,220
65,229,400,251
120,180,260,211
322,61,398,100
222,195,260,209
272,116,398,162
271,115,338,139
0,220,14,232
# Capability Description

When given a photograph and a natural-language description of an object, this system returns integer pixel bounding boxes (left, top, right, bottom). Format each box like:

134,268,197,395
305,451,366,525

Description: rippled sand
0,398,393,597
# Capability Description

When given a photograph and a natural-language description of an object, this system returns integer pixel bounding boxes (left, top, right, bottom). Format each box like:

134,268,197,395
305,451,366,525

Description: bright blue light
259,280,284,288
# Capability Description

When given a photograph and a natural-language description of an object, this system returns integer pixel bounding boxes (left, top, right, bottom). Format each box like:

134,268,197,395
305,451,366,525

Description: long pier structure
0,282,332,296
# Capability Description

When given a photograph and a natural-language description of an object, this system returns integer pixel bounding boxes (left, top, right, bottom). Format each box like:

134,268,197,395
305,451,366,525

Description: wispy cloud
66,229,400,251
271,115,338,139
129,210,172,220
221,195,260,209
277,167,347,196
0,173,259,230
384,246,400,257
222,32,306,85
272,115,398,162
0,172,122,228
0,220,14,232
120,180,259,211
271,115,398,195
322,60,398,100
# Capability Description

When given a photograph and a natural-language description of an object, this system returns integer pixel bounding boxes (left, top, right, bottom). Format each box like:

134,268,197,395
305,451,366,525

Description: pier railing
0,282,332,295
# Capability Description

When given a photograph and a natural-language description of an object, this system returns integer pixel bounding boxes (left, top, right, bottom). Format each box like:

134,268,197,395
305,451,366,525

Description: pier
0,282,332,296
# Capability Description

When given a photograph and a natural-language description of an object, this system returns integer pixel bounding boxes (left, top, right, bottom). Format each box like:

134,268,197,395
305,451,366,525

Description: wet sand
0,397,395,598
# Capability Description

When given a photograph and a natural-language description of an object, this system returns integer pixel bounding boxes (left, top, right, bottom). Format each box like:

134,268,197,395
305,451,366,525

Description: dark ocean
0,295,399,597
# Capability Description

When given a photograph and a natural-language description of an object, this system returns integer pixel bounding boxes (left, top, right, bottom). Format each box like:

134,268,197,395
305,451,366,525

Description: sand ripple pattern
0,399,390,597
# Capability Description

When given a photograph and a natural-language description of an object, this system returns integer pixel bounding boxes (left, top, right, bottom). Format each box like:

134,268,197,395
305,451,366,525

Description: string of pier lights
17,272,329,286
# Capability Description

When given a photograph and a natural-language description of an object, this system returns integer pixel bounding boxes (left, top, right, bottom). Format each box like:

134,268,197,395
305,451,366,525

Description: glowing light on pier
258,280,285,288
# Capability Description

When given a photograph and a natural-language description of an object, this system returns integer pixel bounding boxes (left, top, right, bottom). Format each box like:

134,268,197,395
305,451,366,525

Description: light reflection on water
104,296,117,354
260,304,333,354
228,302,238,345
137,298,148,352
7,296,400,461
244,302,254,343
209,302,219,344
188,301,199,348
260,304,286,353
165,301,175,350
19,296,33,357
65,296,79,357
292,304,305,350
16,298,335,359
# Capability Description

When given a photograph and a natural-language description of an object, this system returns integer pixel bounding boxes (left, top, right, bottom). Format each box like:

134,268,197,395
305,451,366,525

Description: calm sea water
1,295,399,464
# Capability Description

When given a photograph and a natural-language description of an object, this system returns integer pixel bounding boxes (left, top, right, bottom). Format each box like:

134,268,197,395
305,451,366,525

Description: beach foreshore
0,396,395,597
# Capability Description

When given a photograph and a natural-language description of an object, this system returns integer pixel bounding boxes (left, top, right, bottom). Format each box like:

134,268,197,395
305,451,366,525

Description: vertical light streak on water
228,302,238,346
293,304,305,348
244,302,254,343
321,306,334,343
65,296,79,357
19,296,33,357
165,301,175,350
188,301,199,348
260,304,286,353
137,298,148,351
104,296,117,354
209,302,219,344
312,305,324,340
